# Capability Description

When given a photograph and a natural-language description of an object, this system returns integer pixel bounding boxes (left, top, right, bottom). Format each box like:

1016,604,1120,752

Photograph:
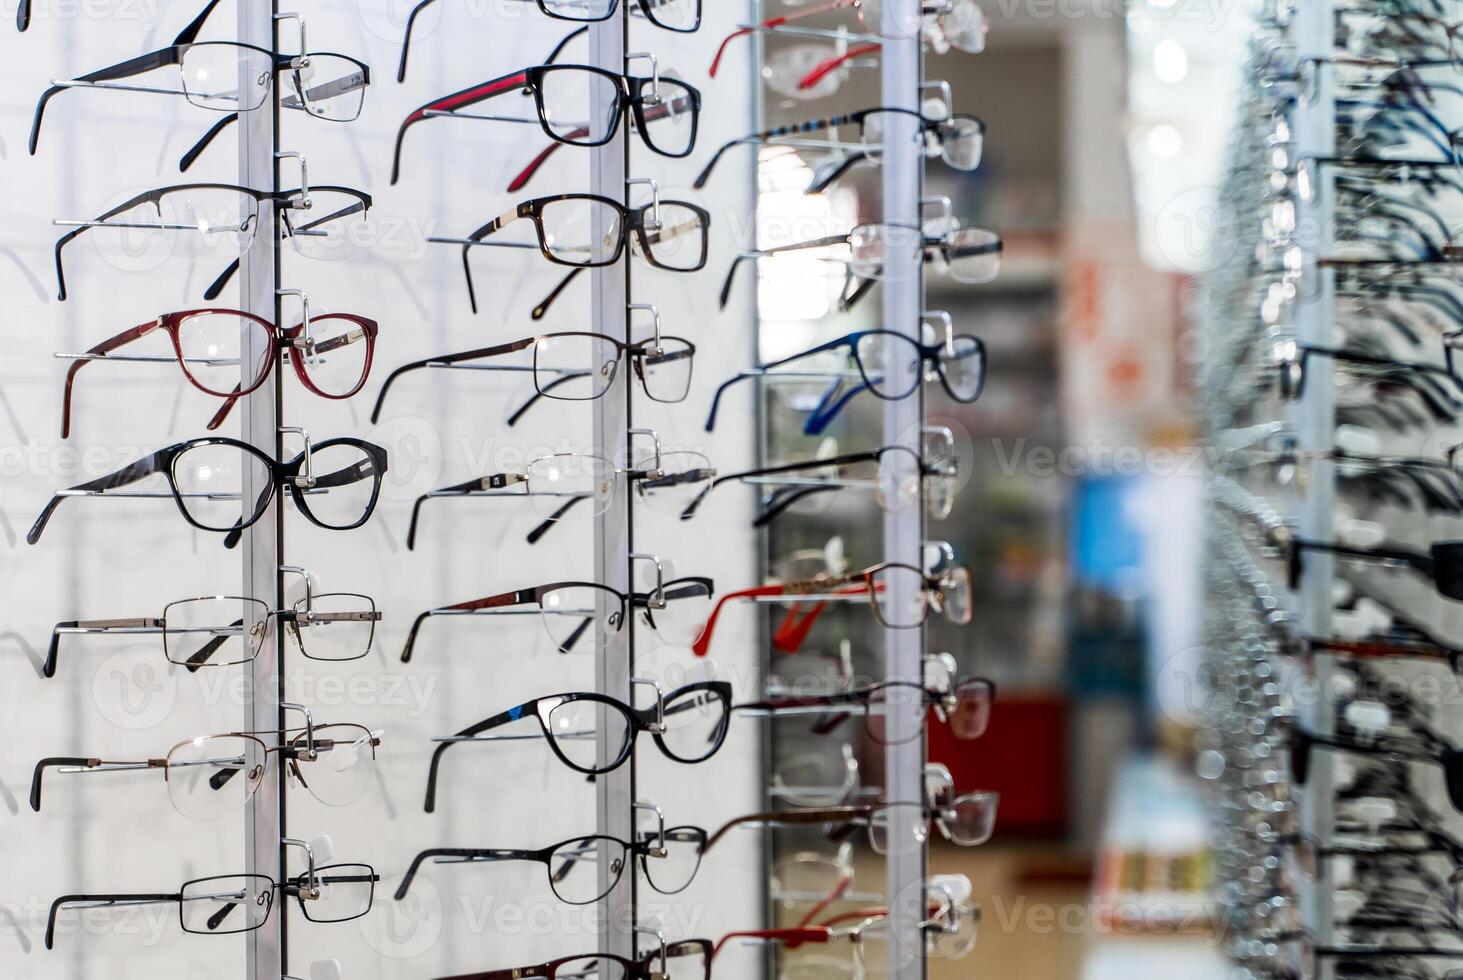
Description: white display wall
0,1,762,977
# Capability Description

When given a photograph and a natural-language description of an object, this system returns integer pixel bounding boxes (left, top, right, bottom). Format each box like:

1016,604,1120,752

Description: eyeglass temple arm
179,113,241,172
373,339,536,422
401,590,525,663
396,0,444,82
394,847,536,899
799,42,882,92
804,379,872,436
60,317,165,438
709,10,798,79
28,448,167,545
712,926,830,960
755,485,836,528
808,152,873,194
460,211,519,314
532,267,584,320
30,46,183,155
423,705,533,812
526,494,590,545
30,757,104,811
692,585,787,657
393,71,530,185
506,371,593,426
407,476,495,550
46,892,181,949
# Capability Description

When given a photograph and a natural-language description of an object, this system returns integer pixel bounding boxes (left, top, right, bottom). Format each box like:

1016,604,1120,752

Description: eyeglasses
719,222,1002,309
30,722,381,816
370,331,697,423
772,744,861,806
679,445,959,525
396,0,702,83
28,435,387,547
406,449,716,549
695,107,985,189
392,64,700,184
431,194,709,315
423,681,731,809
1287,724,1463,813
702,793,999,858
708,0,986,76
44,863,378,950
434,939,714,980
396,828,707,905
59,309,378,438
401,577,715,661
53,182,372,302
735,676,995,745
29,8,368,155
706,329,986,435
691,561,973,656
1266,525,1463,601
44,591,381,678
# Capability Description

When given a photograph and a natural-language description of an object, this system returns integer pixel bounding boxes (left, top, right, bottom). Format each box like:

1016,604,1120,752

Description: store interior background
910,0,1245,975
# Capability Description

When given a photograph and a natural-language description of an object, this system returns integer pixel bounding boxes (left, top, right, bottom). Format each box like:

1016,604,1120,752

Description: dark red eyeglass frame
60,309,377,438
392,64,701,184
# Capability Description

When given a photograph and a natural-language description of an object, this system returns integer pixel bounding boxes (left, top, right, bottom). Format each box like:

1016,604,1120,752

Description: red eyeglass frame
61,308,378,437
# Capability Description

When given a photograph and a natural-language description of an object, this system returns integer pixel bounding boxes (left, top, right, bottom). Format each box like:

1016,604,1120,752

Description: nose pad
600,359,618,381
249,763,265,784
607,610,623,629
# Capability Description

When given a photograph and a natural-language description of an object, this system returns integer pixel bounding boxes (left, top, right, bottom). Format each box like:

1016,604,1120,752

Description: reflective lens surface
538,66,621,146
296,442,379,529
534,332,620,401
526,453,617,519
297,863,375,921
546,837,627,904
539,584,622,653
288,54,368,121
540,197,624,266
658,683,729,762
293,315,373,397
162,596,270,668
174,311,273,396
637,337,695,402
544,695,632,771
166,734,266,820
291,592,377,661
292,723,376,806
180,873,274,934
180,42,274,112
170,441,274,532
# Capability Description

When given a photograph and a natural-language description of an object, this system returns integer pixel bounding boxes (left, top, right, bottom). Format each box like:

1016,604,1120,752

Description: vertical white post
880,5,927,978
239,3,283,980
592,7,635,961
1289,0,1335,963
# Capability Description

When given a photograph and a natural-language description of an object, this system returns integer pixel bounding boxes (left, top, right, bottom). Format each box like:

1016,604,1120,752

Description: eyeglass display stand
238,0,286,978
878,2,930,977
1288,0,1337,966
588,9,637,965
